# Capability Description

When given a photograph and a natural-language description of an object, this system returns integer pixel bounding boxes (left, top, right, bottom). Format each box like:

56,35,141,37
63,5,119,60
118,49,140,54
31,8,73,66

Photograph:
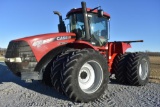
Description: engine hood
10,32,76,61
14,32,76,44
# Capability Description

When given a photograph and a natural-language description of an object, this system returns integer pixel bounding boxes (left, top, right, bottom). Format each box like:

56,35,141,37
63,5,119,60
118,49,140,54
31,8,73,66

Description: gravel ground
0,62,160,107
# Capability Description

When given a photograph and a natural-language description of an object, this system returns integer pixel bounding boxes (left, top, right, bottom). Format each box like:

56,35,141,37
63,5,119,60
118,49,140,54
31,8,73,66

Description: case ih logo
32,36,71,47
56,36,70,40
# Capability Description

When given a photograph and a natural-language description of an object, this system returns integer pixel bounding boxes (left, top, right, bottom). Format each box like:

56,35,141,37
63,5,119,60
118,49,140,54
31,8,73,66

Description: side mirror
98,9,103,17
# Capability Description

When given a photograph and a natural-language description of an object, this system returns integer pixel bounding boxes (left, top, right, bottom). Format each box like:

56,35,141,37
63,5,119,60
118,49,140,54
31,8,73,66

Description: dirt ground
149,56,160,83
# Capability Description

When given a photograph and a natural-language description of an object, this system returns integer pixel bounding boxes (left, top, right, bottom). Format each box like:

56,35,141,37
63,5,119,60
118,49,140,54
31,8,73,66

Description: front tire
50,49,75,93
60,49,109,102
126,53,150,86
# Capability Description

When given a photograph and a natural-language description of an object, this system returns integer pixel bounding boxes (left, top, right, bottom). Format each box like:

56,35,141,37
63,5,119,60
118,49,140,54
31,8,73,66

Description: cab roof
66,8,110,18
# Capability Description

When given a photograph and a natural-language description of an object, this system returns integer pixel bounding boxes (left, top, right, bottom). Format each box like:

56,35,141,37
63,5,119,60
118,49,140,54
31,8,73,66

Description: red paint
13,32,131,74
68,41,131,73
68,40,98,50
14,32,76,62
107,42,131,72
66,8,110,18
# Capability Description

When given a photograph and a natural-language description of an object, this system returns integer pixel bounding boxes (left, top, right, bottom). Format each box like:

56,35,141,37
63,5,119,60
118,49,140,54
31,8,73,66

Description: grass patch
0,57,4,62
149,56,160,83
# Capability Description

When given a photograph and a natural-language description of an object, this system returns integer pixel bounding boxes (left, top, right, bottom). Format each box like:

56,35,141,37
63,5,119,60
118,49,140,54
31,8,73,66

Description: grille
5,41,37,75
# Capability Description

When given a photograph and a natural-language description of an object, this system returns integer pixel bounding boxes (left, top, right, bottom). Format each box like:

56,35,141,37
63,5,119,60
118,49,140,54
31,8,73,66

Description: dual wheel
50,49,109,102
112,52,150,86
43,49,150,102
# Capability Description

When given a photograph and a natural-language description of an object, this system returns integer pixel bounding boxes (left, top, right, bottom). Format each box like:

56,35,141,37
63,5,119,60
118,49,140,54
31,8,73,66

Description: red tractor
5,2,150,102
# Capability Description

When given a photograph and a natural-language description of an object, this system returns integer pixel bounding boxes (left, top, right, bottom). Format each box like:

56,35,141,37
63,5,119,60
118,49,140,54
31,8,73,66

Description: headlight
5,57,22,62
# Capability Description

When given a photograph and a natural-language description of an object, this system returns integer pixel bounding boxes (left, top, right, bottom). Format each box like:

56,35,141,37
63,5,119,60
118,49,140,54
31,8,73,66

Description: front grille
5,41,37,75
5,41,20,57
6,41,34,58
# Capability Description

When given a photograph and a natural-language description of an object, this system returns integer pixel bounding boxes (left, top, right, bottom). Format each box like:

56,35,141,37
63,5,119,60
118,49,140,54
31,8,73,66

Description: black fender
34,45,69,73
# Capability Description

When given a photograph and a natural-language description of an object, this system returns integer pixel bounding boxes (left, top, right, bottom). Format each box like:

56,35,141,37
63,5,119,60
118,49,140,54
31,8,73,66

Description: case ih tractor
5,2,150,102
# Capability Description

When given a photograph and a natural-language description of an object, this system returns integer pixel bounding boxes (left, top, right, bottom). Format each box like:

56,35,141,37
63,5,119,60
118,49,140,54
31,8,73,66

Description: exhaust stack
81,2,90,40
53,11,66,32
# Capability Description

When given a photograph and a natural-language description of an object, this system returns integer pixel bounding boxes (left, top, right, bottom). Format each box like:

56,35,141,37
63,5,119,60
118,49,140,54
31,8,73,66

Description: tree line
0,48,6,56
146,52,160,56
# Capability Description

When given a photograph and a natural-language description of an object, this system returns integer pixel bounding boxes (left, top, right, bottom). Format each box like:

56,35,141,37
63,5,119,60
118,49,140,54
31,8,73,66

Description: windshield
69,13,109,46
89,14,109,46
69,14,85,39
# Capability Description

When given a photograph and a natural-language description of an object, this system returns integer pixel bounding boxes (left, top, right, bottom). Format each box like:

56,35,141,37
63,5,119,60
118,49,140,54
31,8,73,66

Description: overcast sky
0,0,160,52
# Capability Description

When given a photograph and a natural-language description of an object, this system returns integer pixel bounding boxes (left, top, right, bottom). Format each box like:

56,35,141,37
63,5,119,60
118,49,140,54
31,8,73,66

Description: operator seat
101,30,107,37
100,30,107,45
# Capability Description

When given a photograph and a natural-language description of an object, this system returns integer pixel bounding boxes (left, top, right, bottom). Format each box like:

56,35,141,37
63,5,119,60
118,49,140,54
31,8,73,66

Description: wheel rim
78,60,103,94
139,58,149,80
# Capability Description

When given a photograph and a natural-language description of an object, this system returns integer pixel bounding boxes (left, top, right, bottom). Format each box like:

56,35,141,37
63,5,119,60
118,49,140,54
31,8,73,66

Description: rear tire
60,49,109,102
126,53,150,86
112,53,129,84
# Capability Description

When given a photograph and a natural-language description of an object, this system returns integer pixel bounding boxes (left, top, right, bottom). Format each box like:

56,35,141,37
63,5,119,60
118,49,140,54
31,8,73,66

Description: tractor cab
67,3,110,46
68,11,110,46
55,2,110,46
